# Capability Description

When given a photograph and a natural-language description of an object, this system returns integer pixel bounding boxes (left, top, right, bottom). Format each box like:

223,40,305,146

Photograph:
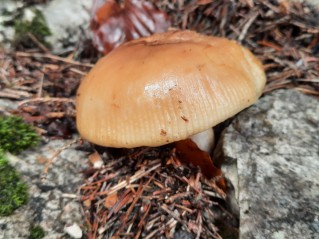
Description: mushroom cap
76,30,266,148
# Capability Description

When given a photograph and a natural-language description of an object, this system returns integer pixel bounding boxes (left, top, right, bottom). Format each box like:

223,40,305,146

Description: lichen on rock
13,8,51,48
0,1,51,49
1,0,92,53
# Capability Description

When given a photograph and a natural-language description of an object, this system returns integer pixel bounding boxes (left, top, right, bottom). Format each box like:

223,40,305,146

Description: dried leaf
175,139,226,191
104,193,118,209
174,139,221,179
91,0,170,54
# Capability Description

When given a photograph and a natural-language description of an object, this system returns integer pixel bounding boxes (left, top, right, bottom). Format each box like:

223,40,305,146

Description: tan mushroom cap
76,30,266,148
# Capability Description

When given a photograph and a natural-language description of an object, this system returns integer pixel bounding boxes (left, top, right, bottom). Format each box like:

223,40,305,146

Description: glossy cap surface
76,30,266,147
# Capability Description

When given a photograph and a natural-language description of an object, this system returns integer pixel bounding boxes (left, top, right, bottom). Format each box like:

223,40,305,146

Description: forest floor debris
1,0,319,238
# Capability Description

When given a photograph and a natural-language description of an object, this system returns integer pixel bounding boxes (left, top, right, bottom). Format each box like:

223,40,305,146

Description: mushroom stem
189,128,215,153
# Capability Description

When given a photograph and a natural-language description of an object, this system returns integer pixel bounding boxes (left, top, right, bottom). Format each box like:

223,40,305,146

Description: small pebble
64,223,82,239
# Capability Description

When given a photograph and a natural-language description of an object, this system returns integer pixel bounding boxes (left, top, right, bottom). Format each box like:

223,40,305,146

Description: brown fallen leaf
91,0,170,54
175,139,226,191
104,193,118,209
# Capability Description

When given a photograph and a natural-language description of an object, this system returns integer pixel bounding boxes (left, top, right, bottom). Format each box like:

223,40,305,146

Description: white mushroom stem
189,128,215,153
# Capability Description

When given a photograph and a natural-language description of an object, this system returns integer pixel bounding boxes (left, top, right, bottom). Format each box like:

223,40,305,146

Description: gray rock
0,139,88,239
288,0,319,8
64,222,83,239
0,99,18,112
222,89,319,239
40,0,92,53
0,0,91,53
0,0,22,47
174,230,195,239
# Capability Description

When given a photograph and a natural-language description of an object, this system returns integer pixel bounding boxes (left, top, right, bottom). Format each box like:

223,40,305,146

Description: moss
14,8,51,48
0,151,28,216
0,116,40,154
28,225,45,239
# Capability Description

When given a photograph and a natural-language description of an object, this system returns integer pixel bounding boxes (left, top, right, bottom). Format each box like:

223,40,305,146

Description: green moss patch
0,116,40,154
0,151,28,216
28,225,45,239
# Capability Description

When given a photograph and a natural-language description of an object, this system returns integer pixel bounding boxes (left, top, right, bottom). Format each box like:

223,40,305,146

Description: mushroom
76,30,266,178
